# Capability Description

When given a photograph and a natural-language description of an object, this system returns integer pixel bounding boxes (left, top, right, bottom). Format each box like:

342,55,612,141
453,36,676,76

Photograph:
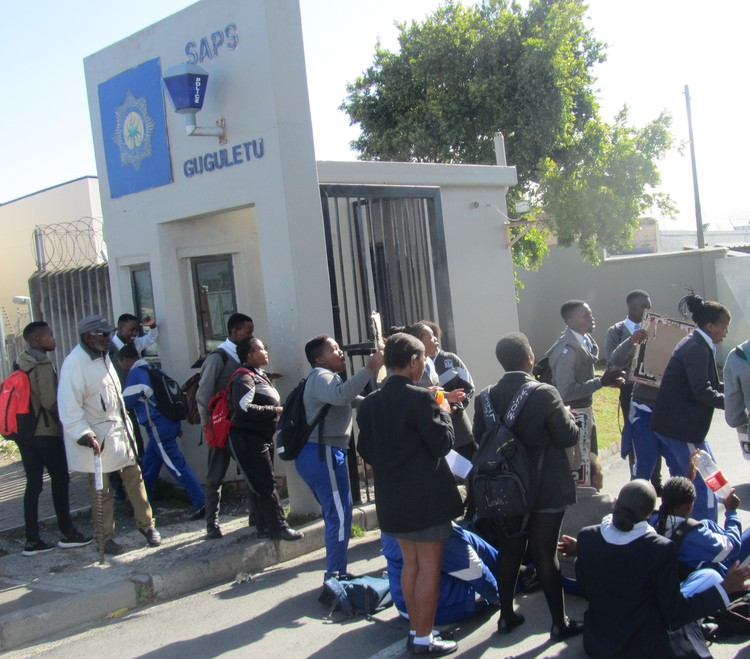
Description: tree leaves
341,0,674,269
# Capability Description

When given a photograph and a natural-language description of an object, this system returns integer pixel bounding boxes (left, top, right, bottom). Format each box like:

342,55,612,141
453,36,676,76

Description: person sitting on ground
15,321,92,555
418,320,476,460
475,332,582,640
119,345,206,520
228,337,302,542
381,522,499,627
652,475,750,577
358,332,462,656
559,480,750,658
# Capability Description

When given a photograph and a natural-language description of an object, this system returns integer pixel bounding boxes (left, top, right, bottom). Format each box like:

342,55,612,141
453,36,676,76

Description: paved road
5,417,750,658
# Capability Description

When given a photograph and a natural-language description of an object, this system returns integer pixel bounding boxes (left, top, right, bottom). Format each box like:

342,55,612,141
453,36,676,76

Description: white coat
57,343,136,473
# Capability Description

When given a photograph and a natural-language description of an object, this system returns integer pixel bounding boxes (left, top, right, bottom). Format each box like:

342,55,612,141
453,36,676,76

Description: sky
2,1,748,231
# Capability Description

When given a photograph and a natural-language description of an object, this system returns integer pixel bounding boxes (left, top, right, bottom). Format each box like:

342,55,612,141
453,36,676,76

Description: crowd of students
9,290,750,657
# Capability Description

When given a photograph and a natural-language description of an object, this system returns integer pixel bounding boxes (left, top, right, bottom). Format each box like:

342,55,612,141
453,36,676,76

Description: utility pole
684,84,705,249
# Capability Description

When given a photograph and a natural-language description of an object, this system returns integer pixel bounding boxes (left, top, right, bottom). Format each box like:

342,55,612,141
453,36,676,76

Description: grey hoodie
723,340,750,428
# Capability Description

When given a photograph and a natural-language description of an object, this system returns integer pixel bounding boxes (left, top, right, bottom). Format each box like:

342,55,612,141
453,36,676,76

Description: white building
84,0,519,508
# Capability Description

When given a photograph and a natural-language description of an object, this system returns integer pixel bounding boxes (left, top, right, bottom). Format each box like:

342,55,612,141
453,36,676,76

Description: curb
0,502,380,652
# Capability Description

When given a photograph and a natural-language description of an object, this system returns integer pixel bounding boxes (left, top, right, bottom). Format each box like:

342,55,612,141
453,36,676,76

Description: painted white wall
0,176,102,326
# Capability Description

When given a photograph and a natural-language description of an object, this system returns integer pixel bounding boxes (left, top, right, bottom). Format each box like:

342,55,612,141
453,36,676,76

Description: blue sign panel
98,58,173,198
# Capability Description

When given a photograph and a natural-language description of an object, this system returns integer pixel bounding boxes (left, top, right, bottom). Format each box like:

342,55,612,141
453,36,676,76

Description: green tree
341,0,674,269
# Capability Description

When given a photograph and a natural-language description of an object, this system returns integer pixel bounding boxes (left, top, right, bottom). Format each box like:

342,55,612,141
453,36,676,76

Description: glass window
191,255,237,355
130,265,158,357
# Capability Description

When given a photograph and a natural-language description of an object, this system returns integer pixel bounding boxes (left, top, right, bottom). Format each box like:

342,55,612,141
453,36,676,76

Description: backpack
707,592,750,637
532,339,575,384
181,349,229,425
532,357,553,384
205,367,250,448
0,369,36,440
275,377,331,461
321,574,393,618
471,381,542,521
142,365,187,422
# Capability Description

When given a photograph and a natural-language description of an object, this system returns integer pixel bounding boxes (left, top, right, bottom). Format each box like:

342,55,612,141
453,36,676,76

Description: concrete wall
517,246,730,362
317,160,519,393
0,177,101,324
715,254,750,354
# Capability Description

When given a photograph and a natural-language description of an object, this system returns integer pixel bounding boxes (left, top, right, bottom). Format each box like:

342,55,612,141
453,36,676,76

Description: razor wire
31,217,108,272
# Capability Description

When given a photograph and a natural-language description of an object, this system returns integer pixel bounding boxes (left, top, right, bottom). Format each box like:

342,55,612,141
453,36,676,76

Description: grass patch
592,369,624,453
0,438,18,461
287,511,320,527
350,524,365,538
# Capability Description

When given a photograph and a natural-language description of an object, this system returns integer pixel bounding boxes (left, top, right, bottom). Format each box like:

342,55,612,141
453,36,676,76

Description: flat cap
77,314,116,335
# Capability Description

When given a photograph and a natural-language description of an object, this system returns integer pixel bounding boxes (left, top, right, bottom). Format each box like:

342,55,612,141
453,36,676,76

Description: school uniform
651,331,724,522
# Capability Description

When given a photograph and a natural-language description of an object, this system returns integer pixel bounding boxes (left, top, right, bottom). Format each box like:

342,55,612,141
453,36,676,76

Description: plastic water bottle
691,450,732,498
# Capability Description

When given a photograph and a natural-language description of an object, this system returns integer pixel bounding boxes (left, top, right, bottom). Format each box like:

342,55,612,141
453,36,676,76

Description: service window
191,255,237,355
130,265,158,357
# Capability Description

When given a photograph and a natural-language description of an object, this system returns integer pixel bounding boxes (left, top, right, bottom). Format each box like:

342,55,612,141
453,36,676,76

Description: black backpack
142,365,187,422
471,381,542,521
276,377,331,461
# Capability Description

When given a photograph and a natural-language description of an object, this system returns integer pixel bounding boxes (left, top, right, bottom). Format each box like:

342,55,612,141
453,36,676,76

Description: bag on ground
322,574,393,617
144,365,187,422
275,378,331,461
471,382,541,518
205,368,249,448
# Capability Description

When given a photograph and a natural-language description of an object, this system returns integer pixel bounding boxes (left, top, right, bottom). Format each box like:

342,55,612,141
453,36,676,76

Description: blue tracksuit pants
295,443,352,579
142,427,206,511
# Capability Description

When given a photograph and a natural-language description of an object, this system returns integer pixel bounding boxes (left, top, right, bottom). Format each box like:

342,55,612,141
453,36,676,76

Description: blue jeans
295,443,352,578
141,427,206,511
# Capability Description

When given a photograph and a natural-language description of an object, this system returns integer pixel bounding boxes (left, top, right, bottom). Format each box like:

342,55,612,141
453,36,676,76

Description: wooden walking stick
94,452,105,564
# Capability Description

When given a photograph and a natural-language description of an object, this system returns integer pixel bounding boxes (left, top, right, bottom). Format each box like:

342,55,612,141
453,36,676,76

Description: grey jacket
724,341,750,428
196,343,239,424
303,366,373,449
547,327,602,408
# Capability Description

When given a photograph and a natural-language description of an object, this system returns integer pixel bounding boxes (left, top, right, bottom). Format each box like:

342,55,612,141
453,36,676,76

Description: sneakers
103,539,124,555
190,506,206,521
206,524,223,540
408,638,458,656
139,527,162,547
22,539,55,556
58,530,93,549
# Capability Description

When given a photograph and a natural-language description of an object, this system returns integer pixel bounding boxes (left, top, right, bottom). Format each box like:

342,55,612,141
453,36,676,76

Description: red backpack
0,369,35,440
205,368,250,448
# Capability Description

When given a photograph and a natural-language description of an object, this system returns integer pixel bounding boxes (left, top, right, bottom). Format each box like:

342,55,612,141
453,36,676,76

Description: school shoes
206,524,223,540
406,632,451,651
103,539,124,555
139,527,162,547
497,612,525,635
550,617,584,640
273,528,303,542
58,530,93,548
408,638,458,656
22,539,55,556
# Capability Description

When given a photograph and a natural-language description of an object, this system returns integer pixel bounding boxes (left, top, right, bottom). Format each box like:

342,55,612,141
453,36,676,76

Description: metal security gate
319,184,455,364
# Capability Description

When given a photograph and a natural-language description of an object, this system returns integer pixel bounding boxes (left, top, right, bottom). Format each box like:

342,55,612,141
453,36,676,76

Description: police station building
84,0,519,506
